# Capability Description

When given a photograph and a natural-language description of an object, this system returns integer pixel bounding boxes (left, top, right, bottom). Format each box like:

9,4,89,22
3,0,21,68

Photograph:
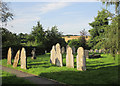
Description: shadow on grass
39,65,119,85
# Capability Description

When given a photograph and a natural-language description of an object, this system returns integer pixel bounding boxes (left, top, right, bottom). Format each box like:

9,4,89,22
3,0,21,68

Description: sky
3,1,115,35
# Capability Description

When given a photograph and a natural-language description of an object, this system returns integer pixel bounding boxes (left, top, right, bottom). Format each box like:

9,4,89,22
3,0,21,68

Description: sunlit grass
1,53,119,85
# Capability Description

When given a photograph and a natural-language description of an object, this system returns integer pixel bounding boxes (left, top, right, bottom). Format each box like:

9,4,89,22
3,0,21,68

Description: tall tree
31,21,45,46
0,1,13,25
88,9,112,49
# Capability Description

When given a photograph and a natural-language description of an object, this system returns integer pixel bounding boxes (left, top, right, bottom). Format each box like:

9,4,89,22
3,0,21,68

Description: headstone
13,50,20,68
90,49,93,53
50,45,56,64
95,49,99,53
20,47,27,69
7,47,12,65
55,43,63,67
77,47,86,71
66,45,70,53
72,46,75,54
61,47,65,54
31,48,36,59
85,50,89,59
99,49,102,53
45,50,47,54
66,46,74,68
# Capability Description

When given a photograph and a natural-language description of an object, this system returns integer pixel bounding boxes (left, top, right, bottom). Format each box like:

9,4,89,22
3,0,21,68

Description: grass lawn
1,53,119,85
1,70,34,85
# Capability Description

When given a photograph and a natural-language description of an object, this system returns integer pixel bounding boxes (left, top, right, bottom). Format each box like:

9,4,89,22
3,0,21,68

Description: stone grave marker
13,50,20,68
7,47,12,65
72,46,75,54
61,47,65,54
77,47,86,71
95,49,99,53
85,50,89,59
50,45,56,64
66,45,70,53
31,48,36,59
20,47,27,69
55,43,63,67
66,46,74,68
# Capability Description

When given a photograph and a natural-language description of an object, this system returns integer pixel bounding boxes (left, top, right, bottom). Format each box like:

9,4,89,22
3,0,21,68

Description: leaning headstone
55,43,63,67
7,47,12,65
77,47,86,71
72,46,75,54
13,50,20,68
61,47,65,54
66,46,74,68
85,50,89,59
20,47,27,69
50,45,56,64
31,48,36,59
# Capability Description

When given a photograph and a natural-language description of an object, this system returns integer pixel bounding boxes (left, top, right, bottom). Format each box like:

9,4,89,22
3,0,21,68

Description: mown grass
1,70,34,85
1,53,119,85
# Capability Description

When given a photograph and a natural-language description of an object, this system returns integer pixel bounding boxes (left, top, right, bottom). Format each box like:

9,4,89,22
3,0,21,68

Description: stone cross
55,43,63,67
84,50,89,59
77,47,86,71
31,48,36,59
72,46,75,54
7,47,12,65
66,46,74,68
13,50,20,68
50,45,56,64
61,47,65,54
20,47,27,69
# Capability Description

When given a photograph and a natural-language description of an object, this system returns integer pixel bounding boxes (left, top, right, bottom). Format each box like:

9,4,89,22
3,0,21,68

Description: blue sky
4,1,115,35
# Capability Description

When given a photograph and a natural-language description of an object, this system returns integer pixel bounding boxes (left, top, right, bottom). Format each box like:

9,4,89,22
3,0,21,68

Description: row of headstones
7,47,27,69
89,49,105,53
50,43,86,71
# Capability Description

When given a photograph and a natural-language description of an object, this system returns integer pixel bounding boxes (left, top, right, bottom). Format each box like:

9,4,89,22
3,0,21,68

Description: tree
1,27,20,47
0,1,13,25
45,26,66,51
31,21,45,46
88,9,112,49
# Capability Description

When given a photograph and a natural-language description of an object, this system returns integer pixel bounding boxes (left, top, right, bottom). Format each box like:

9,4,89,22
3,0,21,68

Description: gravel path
1,65,65,85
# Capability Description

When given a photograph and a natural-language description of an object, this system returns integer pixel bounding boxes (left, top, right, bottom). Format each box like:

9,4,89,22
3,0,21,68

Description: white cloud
39,2,69,14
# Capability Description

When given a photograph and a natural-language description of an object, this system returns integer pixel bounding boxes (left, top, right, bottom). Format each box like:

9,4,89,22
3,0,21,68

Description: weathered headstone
13,50,20,68
95,49,99,53
72,46,75,54
77,47,86,71
66,46,74,68
7,47,12,65
66,45,70,53
90,49,93,53
20,47,27,69
31,48,36,59
50,45,56,64
61,47,65,54
55,43,63,67
99,49,102,53
85,50,89,59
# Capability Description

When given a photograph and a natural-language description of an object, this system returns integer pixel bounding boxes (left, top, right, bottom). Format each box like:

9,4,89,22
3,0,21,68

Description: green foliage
68,36,88,50
103,15,119,57
0,1,13,24
88,9,112,49
1,28,21,47
1,53,119,85
45,26,66,51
